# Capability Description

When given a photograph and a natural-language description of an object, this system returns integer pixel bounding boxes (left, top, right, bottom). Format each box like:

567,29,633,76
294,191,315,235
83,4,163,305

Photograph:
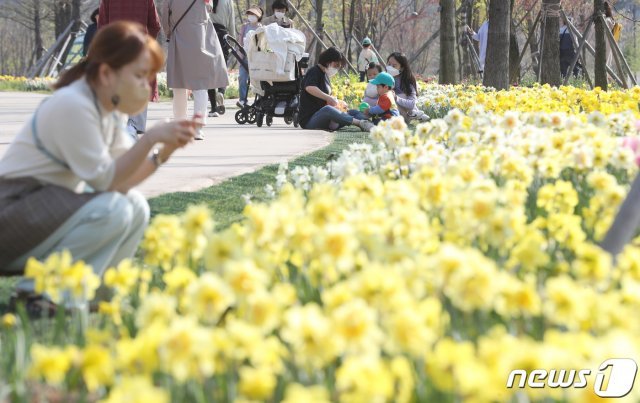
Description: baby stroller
223,24,308,127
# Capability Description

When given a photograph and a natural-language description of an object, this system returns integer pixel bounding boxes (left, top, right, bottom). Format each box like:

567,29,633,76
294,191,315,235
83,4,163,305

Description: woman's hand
326,96,339,107
146,120,196,149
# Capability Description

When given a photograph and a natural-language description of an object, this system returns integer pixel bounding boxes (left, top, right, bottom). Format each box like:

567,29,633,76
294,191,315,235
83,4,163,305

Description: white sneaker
195,129,205,140
208,111,219,117
236,101,246,108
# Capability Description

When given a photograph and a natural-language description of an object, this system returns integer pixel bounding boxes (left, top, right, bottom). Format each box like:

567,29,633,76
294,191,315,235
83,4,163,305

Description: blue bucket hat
369,72,395,87
362,37,372,46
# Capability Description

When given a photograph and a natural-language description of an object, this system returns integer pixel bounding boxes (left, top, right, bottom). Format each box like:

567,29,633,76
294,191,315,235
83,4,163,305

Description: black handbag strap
170,0,198,38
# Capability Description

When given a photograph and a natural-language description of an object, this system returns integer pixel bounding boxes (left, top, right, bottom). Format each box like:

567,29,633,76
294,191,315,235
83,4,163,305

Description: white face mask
275,11,285,19
248,15,258,24
386,65,401,77
326,67,339,77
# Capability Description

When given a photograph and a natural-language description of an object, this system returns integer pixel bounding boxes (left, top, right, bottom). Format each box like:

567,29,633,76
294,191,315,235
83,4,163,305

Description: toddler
363,62,383,107
364,72,400,124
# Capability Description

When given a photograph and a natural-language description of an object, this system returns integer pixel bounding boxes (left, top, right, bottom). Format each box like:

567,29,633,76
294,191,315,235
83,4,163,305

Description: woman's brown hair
54,21,164,89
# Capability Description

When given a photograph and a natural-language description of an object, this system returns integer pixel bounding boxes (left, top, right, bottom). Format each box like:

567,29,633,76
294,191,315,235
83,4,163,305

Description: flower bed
417,83,640,118
3,104,640,401
0,75,55,92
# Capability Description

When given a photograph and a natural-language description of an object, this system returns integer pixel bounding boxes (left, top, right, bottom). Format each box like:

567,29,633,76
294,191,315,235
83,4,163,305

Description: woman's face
109,49,152,115
387,57,402,72
327,61,341,70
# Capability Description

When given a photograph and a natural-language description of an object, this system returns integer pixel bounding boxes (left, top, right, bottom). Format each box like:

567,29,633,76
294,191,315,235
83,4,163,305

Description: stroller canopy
245,23,306,77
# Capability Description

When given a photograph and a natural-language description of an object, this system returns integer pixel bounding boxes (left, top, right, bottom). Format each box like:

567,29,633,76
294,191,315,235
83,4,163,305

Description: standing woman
98,0,162,138
237,6,263,108
604,2,616,70
208,0,237,117
261,1,295,28
83,8,100,56
162,0,230,140
0,22,196,311
386,52,427,123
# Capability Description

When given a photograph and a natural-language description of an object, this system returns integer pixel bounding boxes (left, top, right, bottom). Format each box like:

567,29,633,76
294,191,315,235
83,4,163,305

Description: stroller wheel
266,115,273,127
217,105,226,115
247,109,257,124
235,110,247,124
256,112,264,128
284,116,293,125
293,112,300,128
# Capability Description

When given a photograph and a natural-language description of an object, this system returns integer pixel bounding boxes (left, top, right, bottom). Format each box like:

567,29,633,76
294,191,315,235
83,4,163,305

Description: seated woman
0,22,197,313
386,52,429,123
299,47,375,132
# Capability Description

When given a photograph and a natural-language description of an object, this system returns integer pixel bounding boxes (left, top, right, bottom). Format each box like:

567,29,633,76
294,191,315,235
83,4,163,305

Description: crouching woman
0,21,197,312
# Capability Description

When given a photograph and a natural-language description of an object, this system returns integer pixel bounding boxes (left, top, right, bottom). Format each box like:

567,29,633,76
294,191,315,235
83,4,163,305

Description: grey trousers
10,190,150,303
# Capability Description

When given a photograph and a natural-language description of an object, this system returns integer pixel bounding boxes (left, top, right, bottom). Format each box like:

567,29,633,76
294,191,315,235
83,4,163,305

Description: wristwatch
150,148,164,168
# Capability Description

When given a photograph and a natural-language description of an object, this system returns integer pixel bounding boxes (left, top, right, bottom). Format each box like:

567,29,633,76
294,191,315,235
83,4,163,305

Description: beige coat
161,0,229,90
357,48,378,72
209,0,237,38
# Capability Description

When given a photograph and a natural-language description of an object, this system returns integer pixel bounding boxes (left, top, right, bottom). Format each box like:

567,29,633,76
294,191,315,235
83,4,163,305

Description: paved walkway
0,92,331,197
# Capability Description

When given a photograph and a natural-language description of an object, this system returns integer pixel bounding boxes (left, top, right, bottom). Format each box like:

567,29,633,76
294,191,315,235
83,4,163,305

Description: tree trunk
527,16,540,73
594,0,607,90
265,0,275,17
540,0,561,85
348,0,355,66
509,0,520,84
315,0,324,62
483,0,510,90
456,0,466,81
439,0,458,84
461,0,473,78
54,1,72,39
34,0,43,61
72,0,81,31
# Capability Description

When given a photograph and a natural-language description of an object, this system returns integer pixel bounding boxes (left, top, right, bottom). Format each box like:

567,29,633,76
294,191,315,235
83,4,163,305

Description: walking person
262,1,295,28
0,22,196,314
98,0,162,139
208,0,237,117
605,1,615,66
467,19,489,74
603,1,623,78
357,38,378,82
237,6,263,109
162,0,230,140
559,18,580,78
83,8,100,56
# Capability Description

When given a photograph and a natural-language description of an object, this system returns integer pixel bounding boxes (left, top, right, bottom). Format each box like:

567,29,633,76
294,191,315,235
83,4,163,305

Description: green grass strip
149,127,370,231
